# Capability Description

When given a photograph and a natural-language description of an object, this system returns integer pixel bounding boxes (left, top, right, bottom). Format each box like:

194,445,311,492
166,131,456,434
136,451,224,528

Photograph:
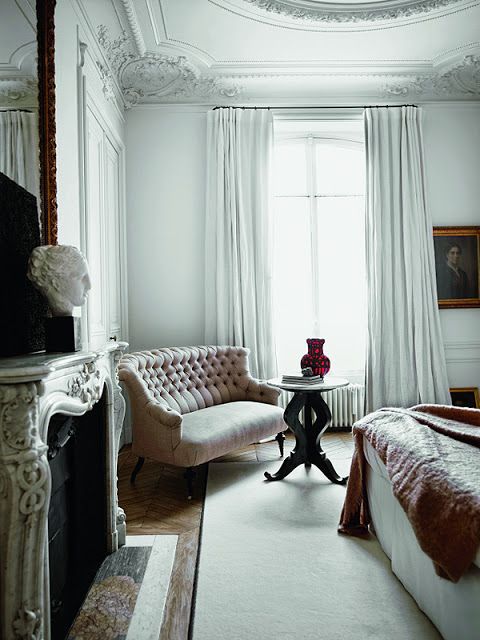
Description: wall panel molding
444,339,480,364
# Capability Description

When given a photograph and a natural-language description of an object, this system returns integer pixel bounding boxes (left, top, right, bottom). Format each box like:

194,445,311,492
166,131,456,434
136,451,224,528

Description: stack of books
281,373,324,384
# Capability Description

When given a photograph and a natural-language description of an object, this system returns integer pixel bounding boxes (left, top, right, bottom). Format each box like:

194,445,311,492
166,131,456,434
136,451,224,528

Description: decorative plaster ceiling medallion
97,26,242,106
241,0,468,22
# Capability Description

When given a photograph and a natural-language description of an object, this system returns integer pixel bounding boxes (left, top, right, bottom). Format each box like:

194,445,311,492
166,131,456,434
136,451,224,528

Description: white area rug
192,461,441,640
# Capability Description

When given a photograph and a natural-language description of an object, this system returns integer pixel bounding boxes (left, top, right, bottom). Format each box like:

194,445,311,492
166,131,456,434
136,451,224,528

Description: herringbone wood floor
117,431,354,640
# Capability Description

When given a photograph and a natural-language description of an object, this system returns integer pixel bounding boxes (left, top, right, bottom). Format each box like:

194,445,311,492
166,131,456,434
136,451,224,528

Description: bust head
27,245,91,316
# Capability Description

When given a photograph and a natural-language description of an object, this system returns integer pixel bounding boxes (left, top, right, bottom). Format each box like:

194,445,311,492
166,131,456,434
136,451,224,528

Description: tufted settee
118,345,287,496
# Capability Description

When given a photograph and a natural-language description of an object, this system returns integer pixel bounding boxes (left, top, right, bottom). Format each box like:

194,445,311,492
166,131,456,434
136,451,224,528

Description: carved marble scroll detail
112,347,127,547
0,382,48,640
12,608,42,640
0,345,128,637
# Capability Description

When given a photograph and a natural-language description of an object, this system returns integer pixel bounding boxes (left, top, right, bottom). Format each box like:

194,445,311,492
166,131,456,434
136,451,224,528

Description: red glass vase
300,338,330,378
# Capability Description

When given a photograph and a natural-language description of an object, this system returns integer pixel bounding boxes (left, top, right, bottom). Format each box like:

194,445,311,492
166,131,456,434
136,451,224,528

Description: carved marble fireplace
0,342,127,640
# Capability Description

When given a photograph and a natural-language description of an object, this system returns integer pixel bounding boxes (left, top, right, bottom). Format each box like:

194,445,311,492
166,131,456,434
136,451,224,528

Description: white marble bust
27,245,91,316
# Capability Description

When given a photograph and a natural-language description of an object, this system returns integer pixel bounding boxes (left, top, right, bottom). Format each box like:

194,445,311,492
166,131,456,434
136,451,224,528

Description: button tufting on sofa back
118,346,252,415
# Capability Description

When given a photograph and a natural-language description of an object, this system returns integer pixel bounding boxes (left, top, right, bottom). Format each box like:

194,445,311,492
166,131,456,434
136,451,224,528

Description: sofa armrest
245,378,281,406
146,401,182,429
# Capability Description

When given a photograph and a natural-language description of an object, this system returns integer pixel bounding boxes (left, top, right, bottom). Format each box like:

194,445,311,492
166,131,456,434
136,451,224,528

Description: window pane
313,196,366,375
273,142,307,196
272,197,313,374
315,143,365,196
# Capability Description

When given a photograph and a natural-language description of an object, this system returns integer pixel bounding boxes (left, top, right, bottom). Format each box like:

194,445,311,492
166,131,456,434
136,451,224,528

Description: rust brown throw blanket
338,404,480,582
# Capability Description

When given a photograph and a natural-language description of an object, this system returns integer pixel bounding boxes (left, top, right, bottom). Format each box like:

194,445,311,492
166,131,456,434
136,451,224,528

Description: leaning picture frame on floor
450,387,480,409
433,226,480,309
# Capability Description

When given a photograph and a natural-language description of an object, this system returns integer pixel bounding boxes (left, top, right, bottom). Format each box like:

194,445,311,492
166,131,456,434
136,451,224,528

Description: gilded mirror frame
37,0,57,245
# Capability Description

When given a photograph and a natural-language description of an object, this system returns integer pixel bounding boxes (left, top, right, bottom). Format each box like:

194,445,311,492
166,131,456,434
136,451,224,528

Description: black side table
265,377,349,484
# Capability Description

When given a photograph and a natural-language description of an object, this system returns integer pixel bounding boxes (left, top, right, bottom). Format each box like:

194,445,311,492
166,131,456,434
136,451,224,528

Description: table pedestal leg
264,391,347,485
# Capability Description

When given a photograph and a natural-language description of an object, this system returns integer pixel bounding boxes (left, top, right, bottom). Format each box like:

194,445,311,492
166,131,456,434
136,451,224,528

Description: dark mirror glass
0,0,47,356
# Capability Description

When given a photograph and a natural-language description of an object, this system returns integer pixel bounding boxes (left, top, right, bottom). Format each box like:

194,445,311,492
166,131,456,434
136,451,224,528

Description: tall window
272,120,366,382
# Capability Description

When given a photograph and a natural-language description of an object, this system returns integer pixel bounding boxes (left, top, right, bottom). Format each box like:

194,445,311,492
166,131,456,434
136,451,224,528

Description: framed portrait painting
450,387,480,409
433,226,480,308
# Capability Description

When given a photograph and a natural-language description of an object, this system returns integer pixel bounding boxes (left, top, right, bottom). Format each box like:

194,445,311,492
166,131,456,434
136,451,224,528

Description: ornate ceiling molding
119,0,146,56
239,0,468,23
0,77,37,107
95,60,117,103
384,54,480,96
96,26,243,107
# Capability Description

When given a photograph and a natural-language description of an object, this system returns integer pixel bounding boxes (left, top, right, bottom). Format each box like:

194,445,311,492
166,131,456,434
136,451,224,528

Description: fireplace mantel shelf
0,344,127,382
0,342,128,640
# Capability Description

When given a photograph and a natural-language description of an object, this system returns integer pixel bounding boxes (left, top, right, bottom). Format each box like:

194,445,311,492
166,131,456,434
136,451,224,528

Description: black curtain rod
212,104,418,110
0,108,34,112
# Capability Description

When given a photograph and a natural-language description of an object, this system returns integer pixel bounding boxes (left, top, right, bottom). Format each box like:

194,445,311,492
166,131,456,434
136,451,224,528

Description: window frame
273,134,365,336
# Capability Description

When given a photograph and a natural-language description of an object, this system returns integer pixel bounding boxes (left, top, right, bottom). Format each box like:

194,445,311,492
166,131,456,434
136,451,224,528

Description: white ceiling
1,0,479,107
154,0,478,62
90,0,480,104
0,0,36,107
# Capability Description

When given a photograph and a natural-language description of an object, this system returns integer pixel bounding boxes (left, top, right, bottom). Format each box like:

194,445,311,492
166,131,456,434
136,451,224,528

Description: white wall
125,102,480,391
55,0,128,344
125,106,207,351
423,103,480,389
55,0,127,246
55,0,82,247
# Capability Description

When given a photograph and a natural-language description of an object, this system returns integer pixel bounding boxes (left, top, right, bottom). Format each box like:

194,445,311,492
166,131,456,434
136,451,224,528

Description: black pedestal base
46,316,82,352
264,391,347,485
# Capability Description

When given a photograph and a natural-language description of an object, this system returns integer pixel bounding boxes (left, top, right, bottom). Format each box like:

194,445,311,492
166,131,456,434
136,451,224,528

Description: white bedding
363,436,480,640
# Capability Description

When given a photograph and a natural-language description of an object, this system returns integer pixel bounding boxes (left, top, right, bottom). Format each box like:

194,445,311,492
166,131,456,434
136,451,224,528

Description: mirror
0,0,57,245
0,0,40,207
0,0,55,356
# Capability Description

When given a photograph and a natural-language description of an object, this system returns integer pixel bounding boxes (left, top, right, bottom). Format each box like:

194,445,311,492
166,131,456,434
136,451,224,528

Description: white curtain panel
205,107,276,379
0,110,39,196
364,106,450,412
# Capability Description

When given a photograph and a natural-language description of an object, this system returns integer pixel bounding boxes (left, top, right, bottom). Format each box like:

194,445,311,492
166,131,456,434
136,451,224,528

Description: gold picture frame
450,387,480,409
433,226,480,309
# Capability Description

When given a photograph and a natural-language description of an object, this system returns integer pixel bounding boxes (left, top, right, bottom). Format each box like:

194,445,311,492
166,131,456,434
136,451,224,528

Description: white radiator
323,383,365,428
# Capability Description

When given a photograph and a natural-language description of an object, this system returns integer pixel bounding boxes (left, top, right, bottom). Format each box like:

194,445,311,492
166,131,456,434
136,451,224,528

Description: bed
339,404,480,640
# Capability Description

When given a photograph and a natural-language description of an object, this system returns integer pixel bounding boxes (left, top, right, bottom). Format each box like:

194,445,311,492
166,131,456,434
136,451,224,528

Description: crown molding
119,0,146,55
128,103,211,113
96,26,243,107
433,41,480,66
208,60,432,75
92,20,480,104
384,54,480,97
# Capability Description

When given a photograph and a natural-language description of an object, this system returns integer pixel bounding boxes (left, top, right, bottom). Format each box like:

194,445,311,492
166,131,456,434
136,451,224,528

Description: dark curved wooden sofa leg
184,467,196,500
130,456,145,484
275,432,286,457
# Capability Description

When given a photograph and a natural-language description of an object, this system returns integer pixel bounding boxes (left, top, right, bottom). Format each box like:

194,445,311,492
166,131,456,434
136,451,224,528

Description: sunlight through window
272,121,366,383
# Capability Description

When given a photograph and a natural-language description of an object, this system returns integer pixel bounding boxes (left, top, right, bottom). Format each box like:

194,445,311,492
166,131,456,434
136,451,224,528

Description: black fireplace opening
47,394,108,640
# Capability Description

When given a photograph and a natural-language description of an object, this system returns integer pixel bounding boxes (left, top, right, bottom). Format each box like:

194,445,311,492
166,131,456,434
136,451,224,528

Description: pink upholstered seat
118,346,287,472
